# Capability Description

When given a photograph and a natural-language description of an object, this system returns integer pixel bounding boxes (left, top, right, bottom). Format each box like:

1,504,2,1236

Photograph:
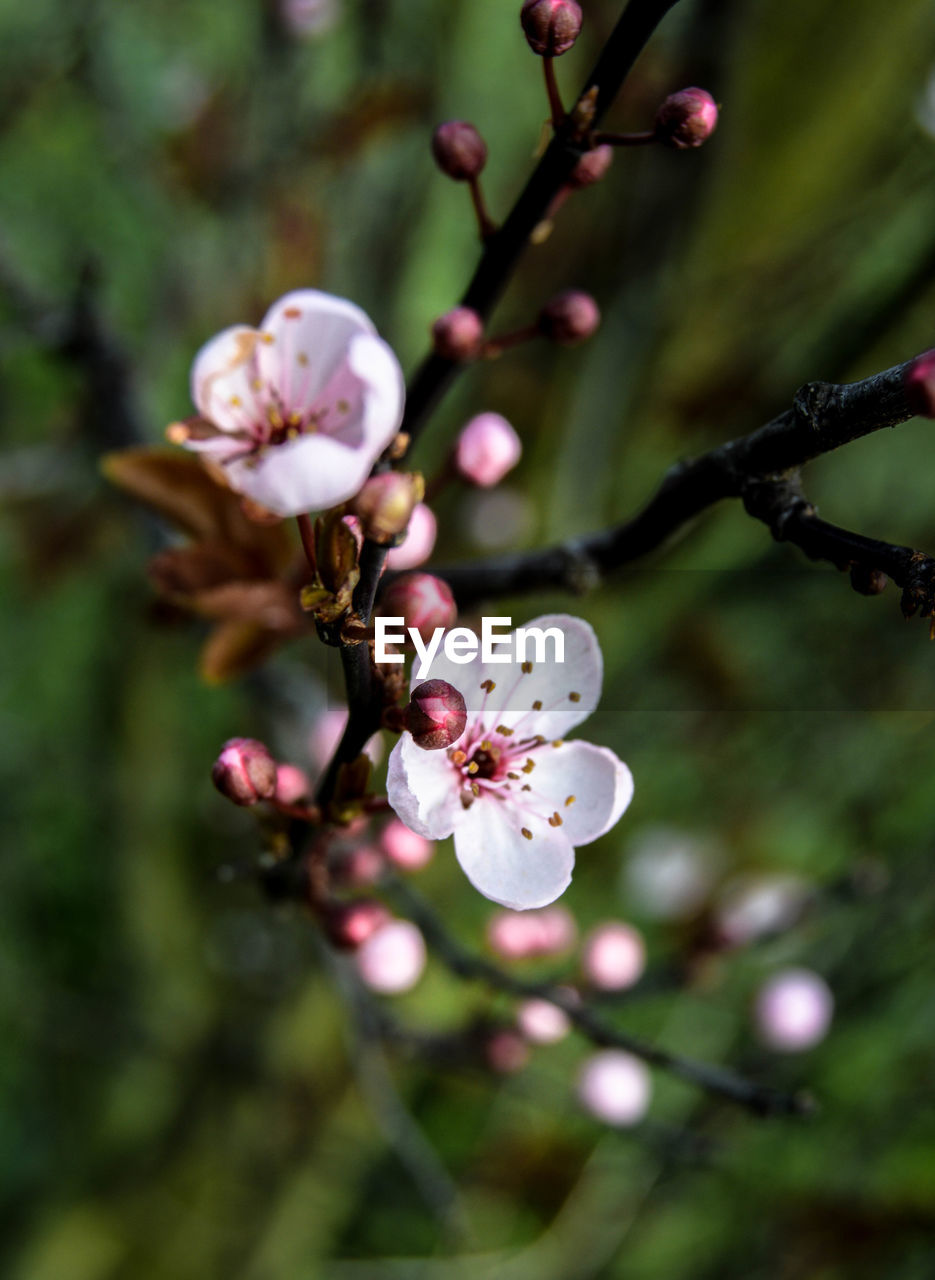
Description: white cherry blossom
386,614,633,909
173,289,404,518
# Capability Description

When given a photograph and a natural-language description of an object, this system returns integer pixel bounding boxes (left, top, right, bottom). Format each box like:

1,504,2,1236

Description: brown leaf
189,580,304,631
147,542,253,596
199,619,289,684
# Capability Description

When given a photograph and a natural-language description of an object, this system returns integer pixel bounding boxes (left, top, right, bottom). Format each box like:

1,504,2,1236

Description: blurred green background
3,0,935,1275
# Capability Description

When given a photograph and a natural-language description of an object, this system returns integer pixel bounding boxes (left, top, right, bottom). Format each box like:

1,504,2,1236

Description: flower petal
386,734,461,841
520,741,634,845
223,432,376,518
191,325,264,434
411,613,603,740
453,796,576,909
257,289,377,419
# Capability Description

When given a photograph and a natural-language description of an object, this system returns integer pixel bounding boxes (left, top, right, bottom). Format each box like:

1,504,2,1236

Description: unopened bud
351,472,424,542
380,818,434,871
212,738,277,806
431,121,488,181
454,412,522,487
849,565,887,597
520,0,582,57
324,899,391,950
905,349,935,418
274,763,311,806
385,502,437,570
381,572,457,640
568,144,613,189
432,307,484,361
654,87,719,149
406,679,467,750
538,290,600,345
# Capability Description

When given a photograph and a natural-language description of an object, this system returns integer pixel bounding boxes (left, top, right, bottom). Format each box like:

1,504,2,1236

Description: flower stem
543,56,565,128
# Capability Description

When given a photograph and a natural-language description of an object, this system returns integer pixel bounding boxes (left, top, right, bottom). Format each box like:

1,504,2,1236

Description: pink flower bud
517,998,571,1044
211,738,277,806
380,818,435,871
755,968,833,1053
655,87,719,149
351,472,423,542
568,145,613,189
431,121,488,181
486,905,577,959
432,307,484,361
405,679,468,750
274,763,311,806
356,919,427,994
538,290,600,345
520,0,582,57
454,413,522,488
486,1029,530,1074
325,899,390,950
333,843,385,888
905,349,935,418
380,573,457,641
577,1051,652,1126
581,922,646,990
385,503,437,571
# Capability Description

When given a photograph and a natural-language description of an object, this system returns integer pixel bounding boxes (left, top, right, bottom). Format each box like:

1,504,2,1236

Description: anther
521,827,533,840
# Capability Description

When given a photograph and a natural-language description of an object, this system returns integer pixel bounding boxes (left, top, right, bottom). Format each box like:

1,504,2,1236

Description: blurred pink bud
755,968,833,1052
569,145,613,189
577,1050,652,1126
624,826,721,921
454,413,522,488
212,738,277,806
406,679,468,750
335,844,385,888
486,1029,530,1074
486,905,578,959
325,899,390,950
655,87,719,149
351,472,423,542
431,121,488,181
538,290,601,345
279,0,338,38
309,706,383,774
380,573,457,641
517,998,571,1044
380,817,435,871
905,349,935,418
274,763,311,806
714,874,810,948
582,922,646,990
520,0,582,57
385,503,437,570
432,307,484,361
356,919,427,994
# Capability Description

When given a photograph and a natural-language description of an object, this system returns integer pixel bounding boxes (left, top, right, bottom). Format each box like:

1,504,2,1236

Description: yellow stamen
565,795,576,806
569,691,581,702
532,700,542,711
521,661,533,674
521,827,532,840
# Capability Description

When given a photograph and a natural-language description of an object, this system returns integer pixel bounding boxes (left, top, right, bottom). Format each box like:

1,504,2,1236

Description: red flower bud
274,763,311,806
212,738,277,806
431,307,484,361
905,349,935,418
654,87,719,149
406,679,468,750
538,290,600,345
520,0,582,57
431,121,488,181
381,573,457,641
324,899,391,950
568,145,613,189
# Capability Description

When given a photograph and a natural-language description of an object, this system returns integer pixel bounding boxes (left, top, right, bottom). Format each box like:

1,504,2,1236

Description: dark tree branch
424,358,935,618
388,878,812,1118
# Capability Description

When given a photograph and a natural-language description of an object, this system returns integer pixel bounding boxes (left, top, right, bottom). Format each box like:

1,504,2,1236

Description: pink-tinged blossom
755,968,833,1052
380,818,435,871
623,826,721,921
577,1050,651,1126
486,1029,530,1074
356,919,427,994
517,997,572,1044
714,874,811,948
454,413,522,488
380,573,457,642
582,921,646,990
486,905,577,959
385,502,437,570
175,289,404,518
387,615,634,910
325,899,389,950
